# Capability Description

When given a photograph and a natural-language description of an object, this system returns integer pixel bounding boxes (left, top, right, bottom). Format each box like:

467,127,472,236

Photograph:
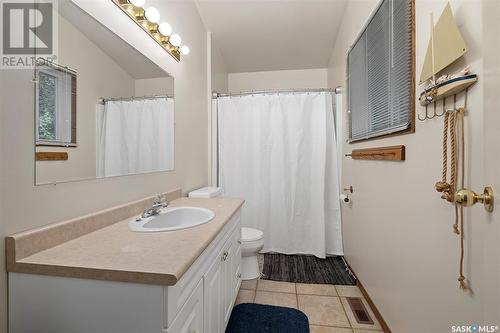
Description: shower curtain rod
213,87,342,98
98,94,173,105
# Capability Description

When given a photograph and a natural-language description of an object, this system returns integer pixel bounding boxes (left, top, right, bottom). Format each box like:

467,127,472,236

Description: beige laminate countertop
7,197,244,286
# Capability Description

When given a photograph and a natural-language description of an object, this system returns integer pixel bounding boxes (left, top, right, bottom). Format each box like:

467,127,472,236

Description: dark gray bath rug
262,253,357,285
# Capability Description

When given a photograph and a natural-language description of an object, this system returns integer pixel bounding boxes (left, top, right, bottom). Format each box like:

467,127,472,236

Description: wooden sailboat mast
430,13,436,83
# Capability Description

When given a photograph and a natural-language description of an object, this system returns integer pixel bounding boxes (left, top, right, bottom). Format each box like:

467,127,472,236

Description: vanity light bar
112,0,190,61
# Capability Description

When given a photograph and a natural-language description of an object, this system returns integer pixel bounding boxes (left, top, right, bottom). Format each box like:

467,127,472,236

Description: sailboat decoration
419,3,477,105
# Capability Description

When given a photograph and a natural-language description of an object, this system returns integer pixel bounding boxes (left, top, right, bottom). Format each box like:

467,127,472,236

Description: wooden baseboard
344,258,392,333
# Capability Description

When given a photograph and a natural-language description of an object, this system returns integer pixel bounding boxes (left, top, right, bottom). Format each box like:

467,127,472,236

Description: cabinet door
221,241,233,326
203,216,242,333
167,279,203,333
231,236,242,301
229,214,242,305
203,251,223,333
222,227,242,328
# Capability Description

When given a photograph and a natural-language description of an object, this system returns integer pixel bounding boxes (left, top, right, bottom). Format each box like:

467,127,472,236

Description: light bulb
158,22,172,36
180,45,190,55
144,7,160,23
170,34,182,47
129,0,145,7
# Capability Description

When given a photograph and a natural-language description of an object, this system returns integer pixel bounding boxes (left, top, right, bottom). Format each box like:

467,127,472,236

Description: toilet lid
241,227,263,242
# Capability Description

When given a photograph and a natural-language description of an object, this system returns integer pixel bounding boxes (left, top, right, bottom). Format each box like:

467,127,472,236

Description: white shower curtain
96,98,174,178
218,92,342,258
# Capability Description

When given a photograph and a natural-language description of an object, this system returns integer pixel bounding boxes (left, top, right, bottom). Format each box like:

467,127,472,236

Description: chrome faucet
141,193,169,219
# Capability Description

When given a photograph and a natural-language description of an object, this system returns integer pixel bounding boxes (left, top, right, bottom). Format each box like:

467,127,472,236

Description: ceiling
195,0,348,73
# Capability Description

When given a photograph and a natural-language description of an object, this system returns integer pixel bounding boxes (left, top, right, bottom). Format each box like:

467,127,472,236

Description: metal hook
429,102,437,119
435,97,446,117
418,104,428,121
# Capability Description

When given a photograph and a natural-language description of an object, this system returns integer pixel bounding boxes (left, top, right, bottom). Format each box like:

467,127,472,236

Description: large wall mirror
35,1,174,185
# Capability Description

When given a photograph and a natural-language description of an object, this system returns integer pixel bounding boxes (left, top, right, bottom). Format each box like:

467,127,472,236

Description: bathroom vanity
6,192,244,333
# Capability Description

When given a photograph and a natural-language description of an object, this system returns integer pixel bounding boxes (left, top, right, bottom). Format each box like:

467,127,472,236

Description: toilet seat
241,227,263,242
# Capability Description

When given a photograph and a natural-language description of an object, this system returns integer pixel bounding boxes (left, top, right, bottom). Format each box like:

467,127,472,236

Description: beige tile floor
236,279,384,333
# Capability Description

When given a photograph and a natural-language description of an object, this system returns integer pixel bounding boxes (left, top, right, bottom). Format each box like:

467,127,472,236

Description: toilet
240,227,264,280
188,187,264,280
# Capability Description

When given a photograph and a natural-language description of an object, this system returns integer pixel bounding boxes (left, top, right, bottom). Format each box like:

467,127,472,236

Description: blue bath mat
226,303,309,333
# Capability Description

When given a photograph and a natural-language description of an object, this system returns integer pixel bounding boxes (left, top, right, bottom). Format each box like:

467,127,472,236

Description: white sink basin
128,206,215,232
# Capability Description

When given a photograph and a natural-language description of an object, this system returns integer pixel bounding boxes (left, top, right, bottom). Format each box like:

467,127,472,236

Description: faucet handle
153,193,163,204
153,193,168,206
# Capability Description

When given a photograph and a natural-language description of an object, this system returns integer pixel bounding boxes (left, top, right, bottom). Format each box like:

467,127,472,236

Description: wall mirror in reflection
35,1,174,185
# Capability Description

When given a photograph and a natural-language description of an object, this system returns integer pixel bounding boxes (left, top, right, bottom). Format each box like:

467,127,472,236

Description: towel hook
428,102,437,119
418,105,428,121
435,97,446,117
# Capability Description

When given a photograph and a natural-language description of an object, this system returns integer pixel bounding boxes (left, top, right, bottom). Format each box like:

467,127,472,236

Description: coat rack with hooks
417,91,468,122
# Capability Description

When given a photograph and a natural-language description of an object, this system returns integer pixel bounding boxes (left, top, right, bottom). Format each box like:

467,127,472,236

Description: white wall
211,38,228,94
0,0,208,331
328,0,496,331
135,77,174,96
207,34,229,185
228,68,328,93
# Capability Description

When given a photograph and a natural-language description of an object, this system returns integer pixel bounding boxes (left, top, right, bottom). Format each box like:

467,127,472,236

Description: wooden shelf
347,145,405,161
36,152,68,161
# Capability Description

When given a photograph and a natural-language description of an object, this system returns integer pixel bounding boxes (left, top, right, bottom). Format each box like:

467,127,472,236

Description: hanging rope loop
457,106,468,291
435,112,450,193
435,90,470,291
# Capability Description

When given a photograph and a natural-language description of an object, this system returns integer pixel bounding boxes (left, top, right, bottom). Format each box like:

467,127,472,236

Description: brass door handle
455,186,494,212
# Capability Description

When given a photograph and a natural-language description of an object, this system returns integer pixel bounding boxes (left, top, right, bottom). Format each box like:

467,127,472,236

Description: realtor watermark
451,325,499,333
1,0,57,69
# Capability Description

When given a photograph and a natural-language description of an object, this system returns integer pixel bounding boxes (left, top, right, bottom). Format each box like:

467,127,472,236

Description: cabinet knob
237,273,241,278
237,240,242,244
222,251,228,261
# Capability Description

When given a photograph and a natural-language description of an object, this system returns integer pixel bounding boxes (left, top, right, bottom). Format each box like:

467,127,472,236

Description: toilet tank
188,187,222,198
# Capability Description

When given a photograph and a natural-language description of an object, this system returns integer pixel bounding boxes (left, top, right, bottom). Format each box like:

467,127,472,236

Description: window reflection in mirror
34,1,174,185
35,62,77,147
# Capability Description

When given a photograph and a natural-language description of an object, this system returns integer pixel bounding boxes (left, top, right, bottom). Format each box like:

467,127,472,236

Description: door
475,2,500,322
449,2,500,324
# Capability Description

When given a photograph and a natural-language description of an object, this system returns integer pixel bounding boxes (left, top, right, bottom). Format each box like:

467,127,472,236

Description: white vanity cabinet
9,208,242,333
